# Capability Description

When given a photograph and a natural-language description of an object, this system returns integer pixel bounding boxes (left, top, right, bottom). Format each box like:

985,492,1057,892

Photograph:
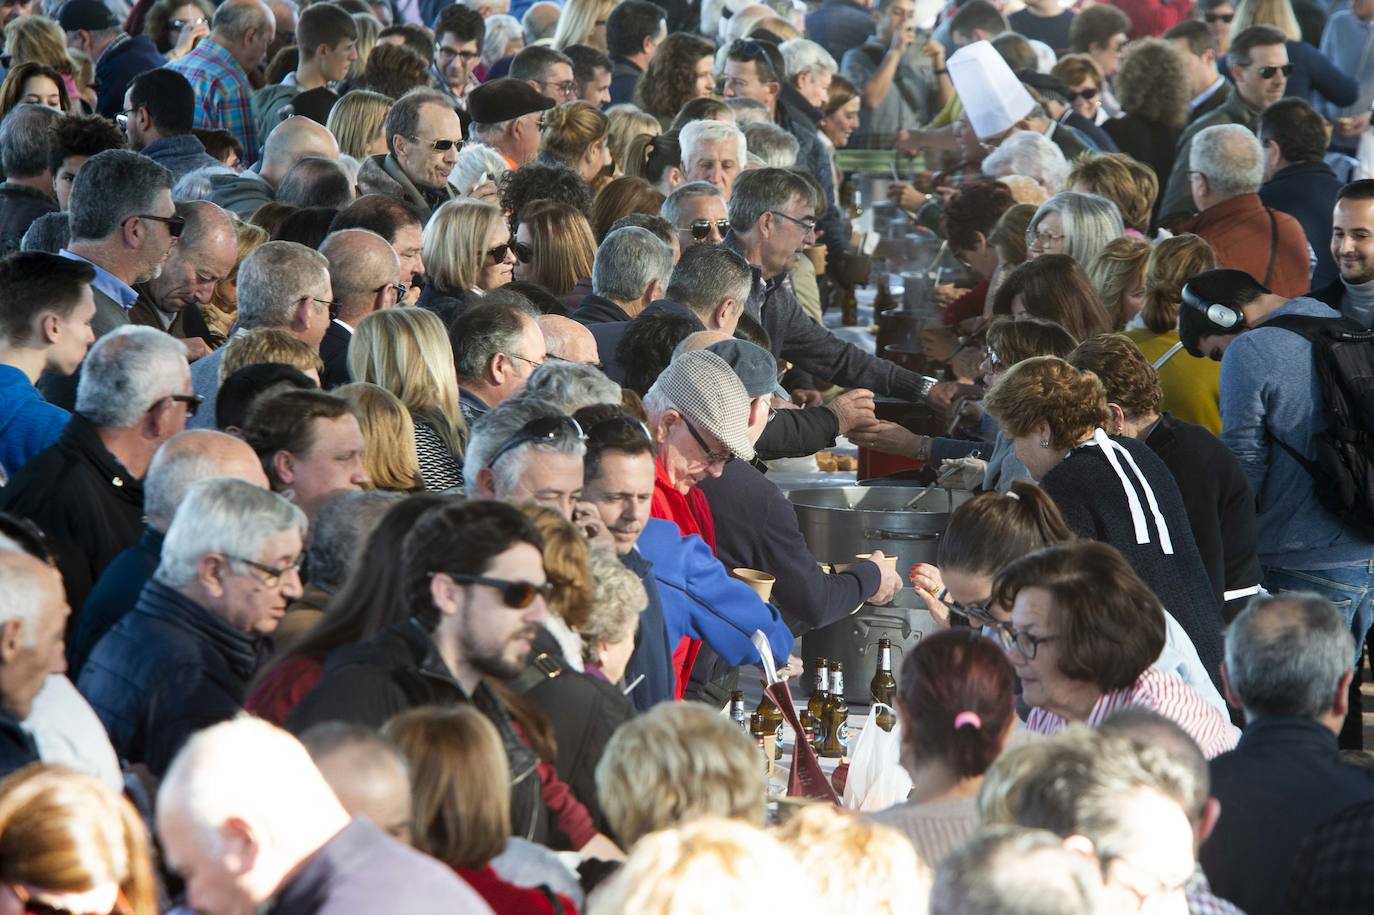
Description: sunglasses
1203,12,1234,22
443,573,554,608
1254,63,1294,79
485,414,586,469
729,38,780,82
170,15,209,28
148,393,203,418
1067,87,1098,102
940,590,1000,627
408,135,462,151
487,241,533,264
125,213,185,237
688,218,730,241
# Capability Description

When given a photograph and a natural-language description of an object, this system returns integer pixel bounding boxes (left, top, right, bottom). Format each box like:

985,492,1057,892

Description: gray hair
931,826,1104,915
75,326,188,429
155,478,308,591
592,226,675,303
172,165,237,202
0,552,55,649
482,14,522,68
722,96,770,126
1225,592,1355,722
728,166,812,233
214,0,273,42
982,131,1070,195
525,362,622,413
1027,191,1124,268
449,142,509,195
579,547,646,664
451,302,531,381
665,243,754,322
20,211,69,254
69,150,174,242
679,119,747,173
145,431,261,531
0,104,61,179
1190,123,1264,199
661,180,724,227
462,394,587,498
779,38,836,80
740,122,799,169
522,1,560,42
306,490,403,594
236,240,330,330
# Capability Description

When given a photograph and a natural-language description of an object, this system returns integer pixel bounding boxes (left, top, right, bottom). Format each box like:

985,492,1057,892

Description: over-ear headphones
1180,282,1243,329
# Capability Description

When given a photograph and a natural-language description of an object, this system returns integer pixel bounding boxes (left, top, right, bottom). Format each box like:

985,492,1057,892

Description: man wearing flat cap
59,0,166,118
356,87,461,217
467,78,556,170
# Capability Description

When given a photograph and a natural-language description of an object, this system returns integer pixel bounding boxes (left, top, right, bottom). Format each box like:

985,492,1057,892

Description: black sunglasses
1067,87,1098,102
485,415,586,470
688,218,730,241
443,573,555,608
1204,12,1233,22
148,393,203,418
409,135,462,152
488,241,533,264
1255,64,1294,79
170,15,208,29
124,213,185,237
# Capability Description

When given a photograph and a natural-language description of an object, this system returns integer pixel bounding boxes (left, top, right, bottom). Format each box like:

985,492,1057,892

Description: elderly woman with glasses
1024,191,1124,270
991,541,1239,759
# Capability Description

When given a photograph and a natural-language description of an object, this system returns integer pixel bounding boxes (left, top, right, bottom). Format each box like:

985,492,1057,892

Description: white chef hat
948,40,1036,140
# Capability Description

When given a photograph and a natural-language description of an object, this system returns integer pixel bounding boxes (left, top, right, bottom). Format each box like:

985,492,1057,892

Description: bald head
319,229,401,324
144,430,271,531
180,201,236,254
262,116,340,186
152,201,239,311
213,0,276,72
301,723,413,843
538,314,599,365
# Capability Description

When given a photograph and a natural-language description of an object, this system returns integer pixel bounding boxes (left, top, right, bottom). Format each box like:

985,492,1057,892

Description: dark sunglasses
485,414,586,469
688,218,730,241
443,573,555,608
124,213,185,237
1067,87,1098,102
1255,63,1294,79
408,135,462,151
170,15,209,28
1203,12,1233,22
940,589,1000,627
487,241,533,264
148,393,203,418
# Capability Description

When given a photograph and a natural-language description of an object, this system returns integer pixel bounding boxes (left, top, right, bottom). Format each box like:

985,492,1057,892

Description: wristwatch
917,375,939,402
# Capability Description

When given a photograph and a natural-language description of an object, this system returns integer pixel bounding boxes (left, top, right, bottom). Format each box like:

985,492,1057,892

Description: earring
1039,440,1050,448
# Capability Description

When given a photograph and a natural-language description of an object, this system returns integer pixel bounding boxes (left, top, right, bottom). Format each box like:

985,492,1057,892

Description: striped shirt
166,38,258,165
1026,667,1241,760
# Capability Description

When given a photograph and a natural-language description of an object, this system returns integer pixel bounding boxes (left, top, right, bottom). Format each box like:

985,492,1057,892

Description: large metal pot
801,589,933,704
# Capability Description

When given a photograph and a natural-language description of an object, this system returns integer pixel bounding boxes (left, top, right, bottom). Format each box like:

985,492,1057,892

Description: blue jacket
140,134,224,182
1259,160,1343,289
634,517,793,668
95,33,165,118
77,578,266,775
619,548,675,711
805,0,876,65
70,526,162,678
0,364,67,479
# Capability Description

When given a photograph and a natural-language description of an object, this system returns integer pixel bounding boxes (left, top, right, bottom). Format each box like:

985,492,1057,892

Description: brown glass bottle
840,287,859,326
808,659,830,750
819,662,850,759
756,692,785,759
870,637,898,732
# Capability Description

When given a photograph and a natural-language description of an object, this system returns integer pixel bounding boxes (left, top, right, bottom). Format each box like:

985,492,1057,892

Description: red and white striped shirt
1025,667,1241,759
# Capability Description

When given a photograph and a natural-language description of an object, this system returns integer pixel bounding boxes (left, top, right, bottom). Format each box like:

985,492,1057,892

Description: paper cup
855,553,898,572
732,568,776,602
803,244,827,275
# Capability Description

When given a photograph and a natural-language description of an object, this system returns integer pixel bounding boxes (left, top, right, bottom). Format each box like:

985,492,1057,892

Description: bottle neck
879,645,891,671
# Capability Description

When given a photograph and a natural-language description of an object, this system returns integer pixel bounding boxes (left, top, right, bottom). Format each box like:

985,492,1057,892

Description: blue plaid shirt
166,38,258,165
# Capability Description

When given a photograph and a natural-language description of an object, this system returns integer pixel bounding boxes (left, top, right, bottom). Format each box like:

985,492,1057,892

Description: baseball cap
652,349,755,463
703,338,788,401
58,0,119,31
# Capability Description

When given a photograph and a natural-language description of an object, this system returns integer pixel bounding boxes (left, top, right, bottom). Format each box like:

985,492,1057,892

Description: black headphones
1180,282,1244,329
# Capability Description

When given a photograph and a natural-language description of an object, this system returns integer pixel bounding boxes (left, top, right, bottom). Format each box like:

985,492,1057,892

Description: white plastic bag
841,704,914,812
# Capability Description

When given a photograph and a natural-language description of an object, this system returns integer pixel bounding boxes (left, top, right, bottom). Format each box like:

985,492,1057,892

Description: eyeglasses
506,352,543,371
1066,86,1098,102
687,218,730,241
1027,228,1065,249
487,241,532,264
376,282,408,302
984,347,1002,368
408,135,462,152
940,590,1000,627
124,213,185,237
147,393,203,418
682,416,734,466
996,622,1060,659
436,44,481,63
536,79,579,100
8,884,130,915
115,107,136,130
170,15,209,29
225,553,304,588
1204,12,1234,23
485,414,586,469
306,296,341,318
768,210,817,237
1253,63,1294,79
441,573,554,608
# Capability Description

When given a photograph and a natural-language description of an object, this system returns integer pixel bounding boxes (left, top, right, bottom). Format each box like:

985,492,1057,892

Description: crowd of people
0,0,1371,911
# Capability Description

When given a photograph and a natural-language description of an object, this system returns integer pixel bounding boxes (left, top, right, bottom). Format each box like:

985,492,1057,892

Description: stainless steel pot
788,485,972,573
801,589,933,704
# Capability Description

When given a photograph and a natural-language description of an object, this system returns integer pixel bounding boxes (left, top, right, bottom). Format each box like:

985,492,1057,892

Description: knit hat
948,40,1036,139
467,78,555,126
652,349,755,462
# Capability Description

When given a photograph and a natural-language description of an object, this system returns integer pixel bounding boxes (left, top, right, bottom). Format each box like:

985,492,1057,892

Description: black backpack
1263,313,1374,539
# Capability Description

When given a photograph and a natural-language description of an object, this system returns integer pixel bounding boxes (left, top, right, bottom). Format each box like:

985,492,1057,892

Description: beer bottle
873,271,895,315
756,692,785,759
749,712,771,776
845,178,863,220
729,690,746,730
870,637,898,732
808,659,830,750
820,662,850,759
840,286,859,326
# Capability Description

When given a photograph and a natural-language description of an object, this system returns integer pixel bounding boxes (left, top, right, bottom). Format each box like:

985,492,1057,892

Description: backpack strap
1249,313,1338,480
1262,207,1278,289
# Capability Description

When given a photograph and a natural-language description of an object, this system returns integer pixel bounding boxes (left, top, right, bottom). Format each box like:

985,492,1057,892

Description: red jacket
650,458,718,696
1176,194,1310,301
457,865,579,915
245,654,322,725
1107,0,1193,40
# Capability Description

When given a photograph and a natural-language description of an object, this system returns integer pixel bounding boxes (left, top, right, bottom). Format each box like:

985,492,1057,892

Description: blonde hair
1067,153,1158,234
596,702,766,848
1142,233,1218,334
522,200,596,296
977,735,1065,825
983,356,1110,451
589,818,813,915
997,174,1048,207
540,100,610,170
348,13,381,83
581,548,646,664
383,707,510,870
772,805,932,913
4,16,74,77
348,308,467,458
0,766,158,915
327,89,392,160
204,220,270,344
1230,0,1300,42
218,327,324,385
552,0,616,50
422,197,504,292
334,382,425,492
519,504,594,629
1086,237,1151,330
607,104,662,175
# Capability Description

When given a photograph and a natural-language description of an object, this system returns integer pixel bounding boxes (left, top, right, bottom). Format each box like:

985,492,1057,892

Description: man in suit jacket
316,229,402,389
130,201,237,362
40,150,177,409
